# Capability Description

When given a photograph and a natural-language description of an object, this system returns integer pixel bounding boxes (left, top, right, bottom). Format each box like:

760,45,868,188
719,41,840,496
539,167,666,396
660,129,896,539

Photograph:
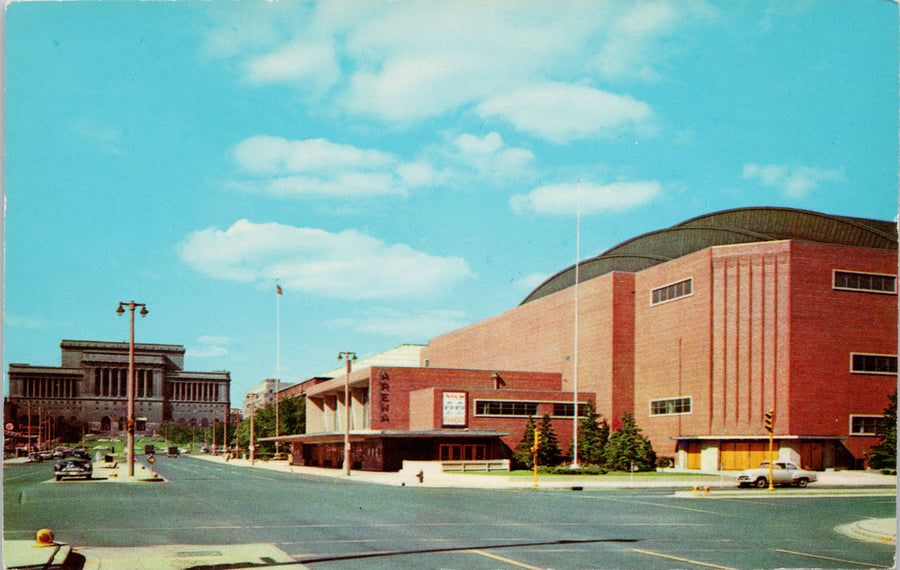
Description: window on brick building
850,415,883,435
651,278,692,305
650,397,692,416
850,353,898,375
834,270,896,294
475,400,539,417
552,403,589,417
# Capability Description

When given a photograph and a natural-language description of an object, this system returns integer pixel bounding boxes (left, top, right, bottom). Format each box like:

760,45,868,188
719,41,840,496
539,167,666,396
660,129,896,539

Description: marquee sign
442,391,467,427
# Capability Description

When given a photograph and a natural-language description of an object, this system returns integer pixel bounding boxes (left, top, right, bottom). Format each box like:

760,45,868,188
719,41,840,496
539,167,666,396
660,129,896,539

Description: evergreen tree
867,391,896,470
538,414,563,467
513,417,538,469
601,412,657,472
573,400,609,465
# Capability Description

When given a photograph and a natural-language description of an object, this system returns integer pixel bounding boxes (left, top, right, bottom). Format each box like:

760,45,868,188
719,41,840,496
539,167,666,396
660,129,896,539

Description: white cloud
517,272,552,292
329,308,470,340
593,2,679,80
233,136,395,175
511,180,661,215
243,41,339,91
477,83,655,143
448,132,535,179
5,315,50,330
197,335,231,345
188,346,228,359
69,119,123,155
230,135,433,199
178,220,474,300
742,164,844,198
203,2,694,124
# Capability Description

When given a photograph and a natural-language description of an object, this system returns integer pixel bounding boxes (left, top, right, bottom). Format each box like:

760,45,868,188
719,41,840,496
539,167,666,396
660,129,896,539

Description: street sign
147,455,156,464
5,423,14,430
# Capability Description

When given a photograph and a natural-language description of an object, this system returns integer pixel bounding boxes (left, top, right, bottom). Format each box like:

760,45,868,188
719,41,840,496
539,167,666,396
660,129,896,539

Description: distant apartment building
7,340,231,434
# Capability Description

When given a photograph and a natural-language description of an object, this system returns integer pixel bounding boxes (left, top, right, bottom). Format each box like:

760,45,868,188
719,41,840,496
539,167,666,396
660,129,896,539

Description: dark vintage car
53,457,92,481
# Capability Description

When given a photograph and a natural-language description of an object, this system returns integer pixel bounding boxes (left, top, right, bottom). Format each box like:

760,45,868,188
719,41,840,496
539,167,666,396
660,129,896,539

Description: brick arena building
421,207,897,471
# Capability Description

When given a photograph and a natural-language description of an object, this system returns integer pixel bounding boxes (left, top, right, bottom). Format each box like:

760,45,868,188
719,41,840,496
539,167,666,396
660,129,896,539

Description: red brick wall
421,272,634,429
369,367,563,432
787,242,897,458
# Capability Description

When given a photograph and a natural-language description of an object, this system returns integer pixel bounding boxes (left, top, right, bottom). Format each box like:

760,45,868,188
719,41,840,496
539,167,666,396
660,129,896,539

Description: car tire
754,477,768,488
796,478,808,488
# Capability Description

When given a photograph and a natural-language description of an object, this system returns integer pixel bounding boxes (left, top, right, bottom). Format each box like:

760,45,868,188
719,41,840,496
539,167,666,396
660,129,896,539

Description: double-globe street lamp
116,300,148,477
337,351,357,477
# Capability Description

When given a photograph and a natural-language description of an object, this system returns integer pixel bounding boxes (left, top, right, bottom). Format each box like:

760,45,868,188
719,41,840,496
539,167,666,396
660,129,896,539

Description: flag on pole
276,284,283,295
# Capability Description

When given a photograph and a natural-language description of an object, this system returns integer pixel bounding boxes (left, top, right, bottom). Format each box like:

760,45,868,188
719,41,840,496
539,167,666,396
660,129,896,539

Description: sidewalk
191,454,898,490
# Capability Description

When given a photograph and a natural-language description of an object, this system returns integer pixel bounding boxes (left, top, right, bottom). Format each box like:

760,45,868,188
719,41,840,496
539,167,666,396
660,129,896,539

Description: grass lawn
467,469,720,478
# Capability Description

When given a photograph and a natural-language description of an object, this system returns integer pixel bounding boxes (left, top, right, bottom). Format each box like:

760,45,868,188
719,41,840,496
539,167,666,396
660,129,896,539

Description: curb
836,518,897,544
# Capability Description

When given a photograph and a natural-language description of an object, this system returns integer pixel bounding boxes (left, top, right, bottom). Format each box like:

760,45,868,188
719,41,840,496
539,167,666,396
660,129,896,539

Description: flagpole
572,177,580,469
275,280,281,457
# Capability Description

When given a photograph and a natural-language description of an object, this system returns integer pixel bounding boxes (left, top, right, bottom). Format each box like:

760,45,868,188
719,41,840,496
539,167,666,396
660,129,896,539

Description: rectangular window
650,397,692,416
850,353,898,375
651,278,692,305
850,415,883,435
552,403,589,417
834,270,897,294
474,400,539,417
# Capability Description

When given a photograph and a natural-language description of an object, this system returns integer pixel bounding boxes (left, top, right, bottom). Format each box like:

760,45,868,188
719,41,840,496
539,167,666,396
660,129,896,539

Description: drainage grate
175,550,223,558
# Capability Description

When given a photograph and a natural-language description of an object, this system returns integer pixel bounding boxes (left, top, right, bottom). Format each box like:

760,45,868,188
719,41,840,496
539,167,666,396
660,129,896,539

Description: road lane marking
632,548,738,570
775,548,893,568
585,495,735,517
468,549,544,570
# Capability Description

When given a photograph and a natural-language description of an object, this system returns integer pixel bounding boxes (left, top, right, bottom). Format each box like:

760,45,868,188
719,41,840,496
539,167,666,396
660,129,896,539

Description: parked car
53,457,92,481
167,446,179,458
736,461,817,488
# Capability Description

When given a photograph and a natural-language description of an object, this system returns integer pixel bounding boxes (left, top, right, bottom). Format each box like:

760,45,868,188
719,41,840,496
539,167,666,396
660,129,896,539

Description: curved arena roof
521,207,898,305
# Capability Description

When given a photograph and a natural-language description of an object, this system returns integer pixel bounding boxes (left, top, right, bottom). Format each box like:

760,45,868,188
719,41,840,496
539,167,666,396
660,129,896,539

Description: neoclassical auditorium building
7,340,231,434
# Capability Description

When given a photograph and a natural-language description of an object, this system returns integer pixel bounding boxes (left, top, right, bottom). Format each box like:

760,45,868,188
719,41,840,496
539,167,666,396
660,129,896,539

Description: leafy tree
573,400,609,466
537,414,564,467
867,391,896,470
601,412,657,472
513,417,538,469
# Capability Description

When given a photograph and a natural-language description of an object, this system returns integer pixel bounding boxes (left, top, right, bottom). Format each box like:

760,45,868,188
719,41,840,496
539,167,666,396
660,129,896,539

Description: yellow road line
468,549,544,570
775,548,893,568
631,548,738,570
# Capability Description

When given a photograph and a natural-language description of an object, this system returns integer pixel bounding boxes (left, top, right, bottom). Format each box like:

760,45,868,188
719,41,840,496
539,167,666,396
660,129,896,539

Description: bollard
33,528,55,547
693,486,700,492
416,470,424,483
704,486,710,493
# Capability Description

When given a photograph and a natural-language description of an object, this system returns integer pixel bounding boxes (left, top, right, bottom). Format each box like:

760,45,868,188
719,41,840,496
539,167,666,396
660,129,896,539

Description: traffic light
764,410,774,433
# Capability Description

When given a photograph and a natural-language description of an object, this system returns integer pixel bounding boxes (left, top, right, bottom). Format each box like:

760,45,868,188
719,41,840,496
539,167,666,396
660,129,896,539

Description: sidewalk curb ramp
3,541,309,570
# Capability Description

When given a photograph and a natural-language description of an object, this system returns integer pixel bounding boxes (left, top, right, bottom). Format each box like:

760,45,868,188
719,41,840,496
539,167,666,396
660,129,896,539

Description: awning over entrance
261,429,508,445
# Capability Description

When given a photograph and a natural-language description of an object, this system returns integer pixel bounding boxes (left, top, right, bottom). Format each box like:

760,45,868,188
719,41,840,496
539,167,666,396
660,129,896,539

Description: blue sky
4,1,898,402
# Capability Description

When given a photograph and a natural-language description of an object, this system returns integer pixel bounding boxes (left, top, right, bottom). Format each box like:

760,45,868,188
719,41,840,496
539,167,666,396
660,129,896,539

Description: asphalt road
4,455,895,569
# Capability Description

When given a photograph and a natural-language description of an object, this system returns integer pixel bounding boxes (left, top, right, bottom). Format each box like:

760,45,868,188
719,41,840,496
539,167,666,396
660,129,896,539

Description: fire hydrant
416,470,424,483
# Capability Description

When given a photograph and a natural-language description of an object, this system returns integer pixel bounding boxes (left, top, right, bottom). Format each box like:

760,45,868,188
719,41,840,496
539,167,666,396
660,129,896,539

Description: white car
736,461,817,488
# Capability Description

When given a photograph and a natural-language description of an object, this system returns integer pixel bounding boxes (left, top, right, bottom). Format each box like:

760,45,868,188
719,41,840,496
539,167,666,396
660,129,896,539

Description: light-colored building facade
7,340,231,434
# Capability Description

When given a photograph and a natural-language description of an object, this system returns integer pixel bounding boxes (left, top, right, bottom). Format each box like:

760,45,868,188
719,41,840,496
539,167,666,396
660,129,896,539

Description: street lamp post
338,351,357,477
249,393,257,465
117,300,148,477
